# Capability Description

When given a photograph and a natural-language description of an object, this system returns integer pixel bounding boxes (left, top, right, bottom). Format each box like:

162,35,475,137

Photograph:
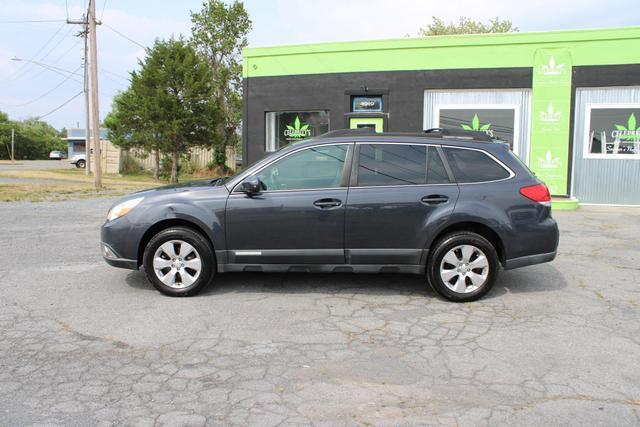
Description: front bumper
101,216,144,270
101,242,138,270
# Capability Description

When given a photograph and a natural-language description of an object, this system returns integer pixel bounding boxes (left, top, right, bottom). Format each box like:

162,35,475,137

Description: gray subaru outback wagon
101,128,558,302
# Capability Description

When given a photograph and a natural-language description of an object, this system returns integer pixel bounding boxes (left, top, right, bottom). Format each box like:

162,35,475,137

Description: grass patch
0,183,141,202
0,168,226,202
0,170,162,202
0,169,161,186
0,168,218,184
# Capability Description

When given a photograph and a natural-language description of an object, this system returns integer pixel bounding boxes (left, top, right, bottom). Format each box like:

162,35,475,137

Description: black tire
142,227,215,297
427,231,499,302
76,159,86,168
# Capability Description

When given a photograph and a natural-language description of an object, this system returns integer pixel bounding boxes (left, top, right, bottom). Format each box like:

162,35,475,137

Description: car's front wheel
76,159,86,168
427,231,499,302
142,227,215,297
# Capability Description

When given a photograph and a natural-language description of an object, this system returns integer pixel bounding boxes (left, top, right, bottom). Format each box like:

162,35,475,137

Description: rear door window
357,144,450,186
443,147,512,183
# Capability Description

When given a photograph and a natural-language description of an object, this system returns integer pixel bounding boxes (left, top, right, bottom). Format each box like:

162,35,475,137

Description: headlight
107,197,144,222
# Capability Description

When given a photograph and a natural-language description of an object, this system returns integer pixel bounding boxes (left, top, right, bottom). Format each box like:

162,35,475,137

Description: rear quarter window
444,147,512,183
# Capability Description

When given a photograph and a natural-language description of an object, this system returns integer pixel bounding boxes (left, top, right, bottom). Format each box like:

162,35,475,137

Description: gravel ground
0,198,639,426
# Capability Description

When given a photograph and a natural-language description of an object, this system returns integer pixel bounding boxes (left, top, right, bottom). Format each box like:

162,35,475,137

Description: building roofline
243,26,640,58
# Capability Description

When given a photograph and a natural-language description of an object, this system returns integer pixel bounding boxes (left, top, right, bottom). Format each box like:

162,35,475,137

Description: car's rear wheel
76,159,86,168
427,231,499,302
142,227,215,297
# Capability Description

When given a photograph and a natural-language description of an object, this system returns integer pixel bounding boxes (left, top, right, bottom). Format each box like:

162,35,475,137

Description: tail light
520,183,551,206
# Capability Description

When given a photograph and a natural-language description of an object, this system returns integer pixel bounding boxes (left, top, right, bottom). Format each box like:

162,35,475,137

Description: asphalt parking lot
0,198,639,426
0,160,74,172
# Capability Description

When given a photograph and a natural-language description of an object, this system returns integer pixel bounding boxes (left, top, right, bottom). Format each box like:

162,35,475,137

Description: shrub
120,153,143,174
159,155,179,179
180,157,198,175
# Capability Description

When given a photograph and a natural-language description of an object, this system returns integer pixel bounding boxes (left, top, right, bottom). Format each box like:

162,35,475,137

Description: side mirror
240,175,262,195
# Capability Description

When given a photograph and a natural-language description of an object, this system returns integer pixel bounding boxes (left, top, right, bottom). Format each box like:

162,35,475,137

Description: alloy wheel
439,244,490,294
153,240,202,288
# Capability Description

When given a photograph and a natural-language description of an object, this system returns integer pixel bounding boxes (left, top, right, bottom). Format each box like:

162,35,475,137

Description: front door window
256,144,348,191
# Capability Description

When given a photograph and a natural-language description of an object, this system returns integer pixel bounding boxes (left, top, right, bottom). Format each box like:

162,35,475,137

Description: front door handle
421,195,449,205
313,198,342,209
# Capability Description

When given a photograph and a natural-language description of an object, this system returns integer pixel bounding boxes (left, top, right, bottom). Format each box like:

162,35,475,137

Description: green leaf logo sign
284,116,312,140
613,113,640,141
541,56,564,76
460,114,491,132
537,149,561,169
539,103,563,123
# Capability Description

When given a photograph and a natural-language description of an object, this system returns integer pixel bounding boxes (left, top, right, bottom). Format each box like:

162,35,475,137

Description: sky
0,0,639,130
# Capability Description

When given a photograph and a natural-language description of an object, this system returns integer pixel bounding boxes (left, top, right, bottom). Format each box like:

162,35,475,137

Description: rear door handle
421,195,449,205
313,198,342,209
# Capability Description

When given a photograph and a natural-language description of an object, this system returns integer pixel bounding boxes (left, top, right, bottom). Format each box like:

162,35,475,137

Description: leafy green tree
105,38,219,183
190,0,252,162
0,112,13,159
105,89,163,179
418,16,518,36
0,112,64,160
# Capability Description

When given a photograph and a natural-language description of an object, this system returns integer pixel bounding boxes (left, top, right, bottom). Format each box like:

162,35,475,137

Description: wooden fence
121,146,237,172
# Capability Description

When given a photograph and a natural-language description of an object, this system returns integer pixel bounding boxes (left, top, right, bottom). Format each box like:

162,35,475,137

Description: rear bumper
104,256,138,270
503,250,557,270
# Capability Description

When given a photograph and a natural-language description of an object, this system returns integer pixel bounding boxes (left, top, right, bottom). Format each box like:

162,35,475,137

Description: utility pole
68,5,101,184
88,0,101,188
11,128,15,163
83,17,91,175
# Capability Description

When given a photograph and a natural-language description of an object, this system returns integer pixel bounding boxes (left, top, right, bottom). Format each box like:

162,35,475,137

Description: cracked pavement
0,199,639,426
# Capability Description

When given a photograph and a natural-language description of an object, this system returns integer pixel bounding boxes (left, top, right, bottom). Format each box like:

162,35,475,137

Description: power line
103,22,146,49
3,24,75,84
4,65,83,108
36,90,84,120
0,19,66,24
35,31,83,67
100,0,108,21
13,60,83,82
101,68,129,81
3,22,67,81
26,37,83,82
30,26,75,67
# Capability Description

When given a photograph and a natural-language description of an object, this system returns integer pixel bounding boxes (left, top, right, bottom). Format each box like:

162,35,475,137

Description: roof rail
316,128,376,138
424,128,494,142
314,127,495,142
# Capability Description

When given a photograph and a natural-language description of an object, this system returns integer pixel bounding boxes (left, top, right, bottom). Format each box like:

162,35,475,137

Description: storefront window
585,106,640,158
437,107,517,150
265,111,329,152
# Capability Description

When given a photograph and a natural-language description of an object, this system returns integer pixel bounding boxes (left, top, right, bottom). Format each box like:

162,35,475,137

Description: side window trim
340,143,355,187
441,145,516,184
232,143,353,193
435,145,456,184
349,143,361,187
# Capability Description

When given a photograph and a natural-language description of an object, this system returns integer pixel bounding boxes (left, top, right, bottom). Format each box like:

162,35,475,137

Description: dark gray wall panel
243,68,532,165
